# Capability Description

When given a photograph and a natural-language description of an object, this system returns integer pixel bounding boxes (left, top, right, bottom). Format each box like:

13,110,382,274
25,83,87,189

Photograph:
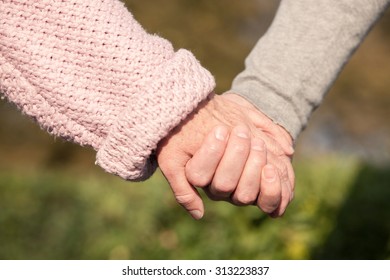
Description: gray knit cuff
230,80,304,140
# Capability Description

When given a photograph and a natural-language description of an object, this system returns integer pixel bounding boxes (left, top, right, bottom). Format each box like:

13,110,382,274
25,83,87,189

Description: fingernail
263,165,276,182
235,126,249,139
215,126,228,141
190,210,203,220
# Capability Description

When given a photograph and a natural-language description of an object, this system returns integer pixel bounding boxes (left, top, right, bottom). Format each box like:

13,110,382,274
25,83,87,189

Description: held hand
224,93,295,217
157,93,295,219
187,125,292,217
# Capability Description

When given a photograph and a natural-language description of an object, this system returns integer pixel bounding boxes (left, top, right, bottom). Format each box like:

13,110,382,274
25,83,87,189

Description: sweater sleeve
231,0,390,140
0,0,215,181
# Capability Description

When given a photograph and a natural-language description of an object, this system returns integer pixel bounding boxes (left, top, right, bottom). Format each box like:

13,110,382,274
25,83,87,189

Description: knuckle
208,143,223,155
175,193,196,208
259,200,280,214
186,165,209,187
187,171,210,187
232,142,249,153
212,178,236,195
235,192,256,205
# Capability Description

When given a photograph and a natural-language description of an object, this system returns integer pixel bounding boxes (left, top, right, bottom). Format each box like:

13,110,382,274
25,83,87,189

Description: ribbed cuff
96,49,215,181
230,80,303,140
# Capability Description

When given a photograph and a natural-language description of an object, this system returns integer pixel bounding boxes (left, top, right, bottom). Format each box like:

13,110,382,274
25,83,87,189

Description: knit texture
0,0,215,180
231,0,390,140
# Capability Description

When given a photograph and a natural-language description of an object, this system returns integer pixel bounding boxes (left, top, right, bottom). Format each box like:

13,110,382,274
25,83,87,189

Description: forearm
0,0,215,180
231,0,390,139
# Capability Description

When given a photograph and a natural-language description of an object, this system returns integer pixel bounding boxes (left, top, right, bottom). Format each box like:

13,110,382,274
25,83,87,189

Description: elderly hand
157,93,294,219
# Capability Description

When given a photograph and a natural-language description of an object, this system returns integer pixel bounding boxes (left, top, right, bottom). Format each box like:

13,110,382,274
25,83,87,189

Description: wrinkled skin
157,93,294,219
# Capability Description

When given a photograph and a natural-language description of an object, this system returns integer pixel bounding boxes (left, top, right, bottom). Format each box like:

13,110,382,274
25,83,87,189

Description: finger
163,164,205,220
210,125,251,198
270,175,292,218
285,156,296,196
265,156,294,217
231,137,266,205
257,164,282,214
172,174,205,220
186,126,229,187
246,109,294,156
254,130,285,157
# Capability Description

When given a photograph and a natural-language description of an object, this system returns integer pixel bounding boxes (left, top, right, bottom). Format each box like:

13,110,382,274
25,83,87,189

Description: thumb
157,143,205,220
166,166,205,220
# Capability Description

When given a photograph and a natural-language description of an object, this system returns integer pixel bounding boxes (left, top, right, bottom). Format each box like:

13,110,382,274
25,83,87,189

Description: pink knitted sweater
0,0,215,180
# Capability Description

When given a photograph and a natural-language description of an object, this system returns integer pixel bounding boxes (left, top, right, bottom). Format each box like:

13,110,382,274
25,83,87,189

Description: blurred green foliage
1,157,389,260
1,1,390,259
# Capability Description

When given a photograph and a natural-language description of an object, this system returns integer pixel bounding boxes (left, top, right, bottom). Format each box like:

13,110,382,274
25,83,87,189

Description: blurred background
1,0,389,259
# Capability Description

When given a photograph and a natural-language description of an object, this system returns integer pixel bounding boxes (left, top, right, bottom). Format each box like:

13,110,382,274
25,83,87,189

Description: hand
186,93,295,217
186,124,291,218
157,93,295,219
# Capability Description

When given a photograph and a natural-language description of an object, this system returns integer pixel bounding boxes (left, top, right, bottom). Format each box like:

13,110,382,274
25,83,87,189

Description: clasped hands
157,93,295,220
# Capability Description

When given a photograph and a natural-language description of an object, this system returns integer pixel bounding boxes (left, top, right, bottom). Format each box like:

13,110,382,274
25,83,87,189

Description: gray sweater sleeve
231,0,390,140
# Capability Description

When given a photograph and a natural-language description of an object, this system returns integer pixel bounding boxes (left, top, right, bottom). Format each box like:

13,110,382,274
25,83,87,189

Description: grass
0,156,389,260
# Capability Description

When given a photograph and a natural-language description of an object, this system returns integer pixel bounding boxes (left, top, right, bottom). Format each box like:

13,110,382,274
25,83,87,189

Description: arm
0,0,214,181
231,0,390,139
0,0,294,219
